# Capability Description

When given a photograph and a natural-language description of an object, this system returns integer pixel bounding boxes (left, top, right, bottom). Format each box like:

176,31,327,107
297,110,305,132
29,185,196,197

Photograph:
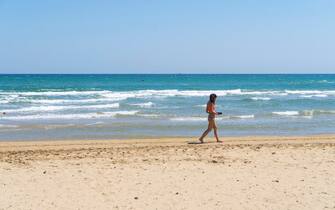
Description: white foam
251,97,271,101
316,110,335,114
172,89,274,96
0,90,110,96
2,89,335,98
230,115,255,119
285,90,335,95
0,103,120,113
29,99,70,104
301,110,314,116
300,94,328,98
318,80,334,84
169,115,254,121
175,89,241,96
0,89,242,99
130,102,154,108
43,124,76,129
303,109,335,116
272,110,335,117
0,124,18,128
30,98,124,104
272,111,299,116
0,94,19,104
137,114,160,118
2,106,65,113
101,89,334,98
0,100,10,104
1,110,138,120
3,90,335,107
314,94,328,97
169,117,207,122
85,103,120,109
195,104,207,107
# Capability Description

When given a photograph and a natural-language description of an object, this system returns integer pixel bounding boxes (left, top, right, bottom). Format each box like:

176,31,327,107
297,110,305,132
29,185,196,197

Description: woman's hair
209,93,217,104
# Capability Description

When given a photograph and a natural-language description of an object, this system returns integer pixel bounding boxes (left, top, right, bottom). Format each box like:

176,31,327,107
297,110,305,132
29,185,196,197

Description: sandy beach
1,135,335,210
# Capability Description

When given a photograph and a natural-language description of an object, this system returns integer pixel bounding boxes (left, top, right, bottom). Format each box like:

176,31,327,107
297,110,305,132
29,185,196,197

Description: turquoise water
0,74,334,140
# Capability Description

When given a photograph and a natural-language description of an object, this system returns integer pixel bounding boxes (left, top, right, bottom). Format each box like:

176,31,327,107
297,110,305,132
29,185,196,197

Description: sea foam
130,102,154,108
251,97,271,101
272,111,299,116
1,110,138,120
230,115,255,119
0,103,120,113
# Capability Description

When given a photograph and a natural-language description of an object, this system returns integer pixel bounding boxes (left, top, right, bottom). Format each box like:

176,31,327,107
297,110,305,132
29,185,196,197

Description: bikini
207,102,216,120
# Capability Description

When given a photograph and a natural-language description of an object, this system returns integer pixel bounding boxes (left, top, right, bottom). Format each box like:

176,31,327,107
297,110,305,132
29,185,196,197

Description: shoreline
1,133,335,143
1,134,335,148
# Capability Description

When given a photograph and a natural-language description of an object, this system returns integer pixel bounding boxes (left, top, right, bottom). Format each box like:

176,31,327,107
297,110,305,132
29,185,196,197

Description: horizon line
1,73,335,75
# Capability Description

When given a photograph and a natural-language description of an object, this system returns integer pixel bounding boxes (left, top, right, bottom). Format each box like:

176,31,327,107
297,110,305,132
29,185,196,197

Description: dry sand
1,135,335,210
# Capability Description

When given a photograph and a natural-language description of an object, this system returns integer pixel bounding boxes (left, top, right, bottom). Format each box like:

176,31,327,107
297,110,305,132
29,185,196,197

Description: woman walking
199,94,222,143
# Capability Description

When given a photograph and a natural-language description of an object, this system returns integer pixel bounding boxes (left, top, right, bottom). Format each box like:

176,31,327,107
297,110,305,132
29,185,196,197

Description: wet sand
1,135,335,210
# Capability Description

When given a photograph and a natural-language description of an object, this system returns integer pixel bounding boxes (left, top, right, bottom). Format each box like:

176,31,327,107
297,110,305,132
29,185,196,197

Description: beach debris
272,180,279,183
134,197,138,200
211,160,218,163
272,152,276,155
43,170,47,174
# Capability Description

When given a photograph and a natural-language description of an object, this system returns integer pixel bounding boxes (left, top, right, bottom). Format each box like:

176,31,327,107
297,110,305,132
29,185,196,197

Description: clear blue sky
0,0,334,74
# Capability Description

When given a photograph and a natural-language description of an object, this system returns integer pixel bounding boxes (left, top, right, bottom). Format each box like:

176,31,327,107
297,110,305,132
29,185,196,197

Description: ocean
0,74,334,141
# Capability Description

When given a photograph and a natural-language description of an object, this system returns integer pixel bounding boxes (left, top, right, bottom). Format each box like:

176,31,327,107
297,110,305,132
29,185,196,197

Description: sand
1,135,335,210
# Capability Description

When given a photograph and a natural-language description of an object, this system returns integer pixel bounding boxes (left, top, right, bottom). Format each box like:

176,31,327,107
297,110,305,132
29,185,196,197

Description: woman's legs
199,120,214,143
199,128,211,143
214,129,220,142
213,121,221,142
214,128,221,142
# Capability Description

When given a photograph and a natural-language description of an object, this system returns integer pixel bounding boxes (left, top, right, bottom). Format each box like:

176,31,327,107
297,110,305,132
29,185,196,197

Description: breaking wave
0,110,138,120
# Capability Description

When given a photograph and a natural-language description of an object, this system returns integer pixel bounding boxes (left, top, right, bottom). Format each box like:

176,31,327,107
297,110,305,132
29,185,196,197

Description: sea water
0,74,334,140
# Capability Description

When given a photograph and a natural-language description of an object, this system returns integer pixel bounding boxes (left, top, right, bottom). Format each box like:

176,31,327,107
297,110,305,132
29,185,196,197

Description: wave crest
1,103,120,113
1,110,138,120
130,102,154,108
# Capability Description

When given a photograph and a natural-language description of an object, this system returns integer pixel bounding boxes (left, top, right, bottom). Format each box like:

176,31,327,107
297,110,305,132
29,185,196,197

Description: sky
0,0,334,74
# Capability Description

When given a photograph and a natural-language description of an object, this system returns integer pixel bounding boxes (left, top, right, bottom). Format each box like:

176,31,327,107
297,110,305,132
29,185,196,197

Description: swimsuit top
206,102,215,114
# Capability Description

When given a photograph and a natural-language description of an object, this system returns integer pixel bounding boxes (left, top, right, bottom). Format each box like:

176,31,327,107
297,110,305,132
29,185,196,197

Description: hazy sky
0,0,334,74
